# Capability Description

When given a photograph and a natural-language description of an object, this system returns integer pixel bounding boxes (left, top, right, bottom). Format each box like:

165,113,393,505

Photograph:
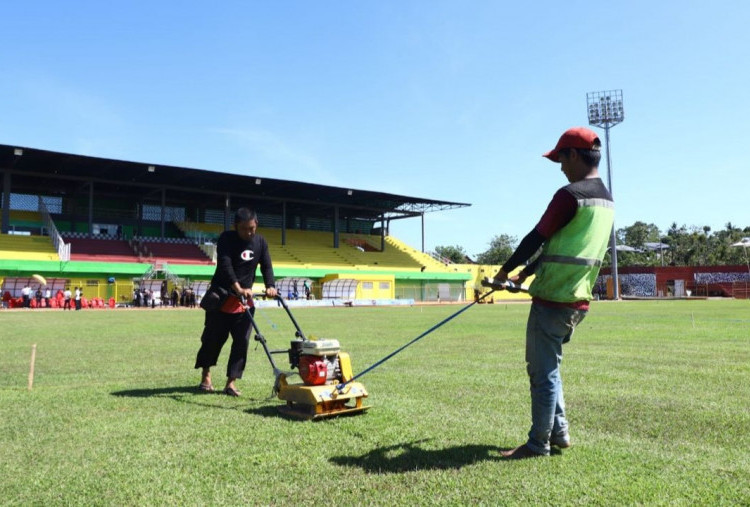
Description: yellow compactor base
276,378,370,420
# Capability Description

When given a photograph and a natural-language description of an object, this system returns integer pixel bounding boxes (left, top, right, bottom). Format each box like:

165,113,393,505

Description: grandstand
0,143,484,305
0,209,45,234
139,239,213,265
65,236,140,263
0,233,58,261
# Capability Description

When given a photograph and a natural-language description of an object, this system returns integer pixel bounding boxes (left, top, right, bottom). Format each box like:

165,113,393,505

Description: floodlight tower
587,89,624,299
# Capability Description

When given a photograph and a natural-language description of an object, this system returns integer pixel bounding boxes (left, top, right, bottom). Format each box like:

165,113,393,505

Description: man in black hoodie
194,207,278,396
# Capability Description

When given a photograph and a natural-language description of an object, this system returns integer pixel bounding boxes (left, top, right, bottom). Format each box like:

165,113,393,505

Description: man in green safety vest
493,126,614,459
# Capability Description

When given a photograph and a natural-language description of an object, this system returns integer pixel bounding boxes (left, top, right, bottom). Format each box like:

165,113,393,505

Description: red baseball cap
543,127,600,162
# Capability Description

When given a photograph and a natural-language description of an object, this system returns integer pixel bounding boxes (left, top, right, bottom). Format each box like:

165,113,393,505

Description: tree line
435,222,750,267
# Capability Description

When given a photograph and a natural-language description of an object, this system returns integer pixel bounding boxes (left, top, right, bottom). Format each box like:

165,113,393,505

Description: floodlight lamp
14,148,23,156
347,190,353,196
147,165,155,173
587,89,624,127
255,178,261,185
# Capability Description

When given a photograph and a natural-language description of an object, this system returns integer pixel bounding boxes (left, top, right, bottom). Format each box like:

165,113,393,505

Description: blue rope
336,289,495,390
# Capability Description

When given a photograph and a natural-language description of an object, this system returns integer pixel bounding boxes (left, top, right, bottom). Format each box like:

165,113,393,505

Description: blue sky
2,1,748,257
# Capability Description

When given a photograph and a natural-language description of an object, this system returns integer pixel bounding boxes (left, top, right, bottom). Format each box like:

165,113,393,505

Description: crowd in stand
596,271,750,298
1,282,208,309
694,272,750,284
2,284,110,309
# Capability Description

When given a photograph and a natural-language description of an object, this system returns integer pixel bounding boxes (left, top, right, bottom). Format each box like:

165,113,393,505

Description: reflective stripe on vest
540,255,602,267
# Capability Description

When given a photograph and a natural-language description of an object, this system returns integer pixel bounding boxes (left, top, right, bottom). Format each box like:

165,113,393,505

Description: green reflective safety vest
529,197,614,303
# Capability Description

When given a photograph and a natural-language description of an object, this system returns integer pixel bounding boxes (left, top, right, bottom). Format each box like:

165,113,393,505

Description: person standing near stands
63,287,72,310
161,281,168,306
74,287,82,310
194,207,278,397
35,286,43,308
21,284,32,308
303,280,311,300
44,286,51,308
493,127,614,459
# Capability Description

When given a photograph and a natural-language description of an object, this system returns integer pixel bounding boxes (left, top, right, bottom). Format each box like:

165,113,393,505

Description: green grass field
2,300,749,505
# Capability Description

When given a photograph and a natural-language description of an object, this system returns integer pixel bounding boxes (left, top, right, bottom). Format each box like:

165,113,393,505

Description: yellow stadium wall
319,273,396,299
455,264,533,301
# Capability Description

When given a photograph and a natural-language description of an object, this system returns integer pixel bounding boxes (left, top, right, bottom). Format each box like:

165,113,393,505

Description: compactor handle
480,277,528,293
272,295,308,341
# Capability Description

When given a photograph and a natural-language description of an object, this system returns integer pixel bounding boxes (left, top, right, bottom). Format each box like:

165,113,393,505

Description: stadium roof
0,144,469,223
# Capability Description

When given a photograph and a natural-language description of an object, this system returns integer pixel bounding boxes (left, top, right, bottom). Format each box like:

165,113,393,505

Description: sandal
223,386,241,397
198,382,214,392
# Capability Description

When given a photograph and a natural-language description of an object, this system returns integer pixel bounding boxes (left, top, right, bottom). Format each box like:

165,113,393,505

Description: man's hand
492,269,509,285
265,287,278,298
510,271,528,285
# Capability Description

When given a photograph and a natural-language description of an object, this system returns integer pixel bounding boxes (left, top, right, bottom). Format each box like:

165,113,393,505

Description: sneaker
550,435,571,448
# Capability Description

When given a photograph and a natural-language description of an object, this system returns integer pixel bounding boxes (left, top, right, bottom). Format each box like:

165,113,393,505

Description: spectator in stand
63,287,72,310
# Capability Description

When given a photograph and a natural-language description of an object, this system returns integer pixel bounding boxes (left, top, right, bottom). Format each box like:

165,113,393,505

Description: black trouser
194,308,254,379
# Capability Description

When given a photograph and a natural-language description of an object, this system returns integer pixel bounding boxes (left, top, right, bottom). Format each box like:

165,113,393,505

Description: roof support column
380,214,385,252
160,188,166,240
223,194,231,231
281,201,287,246
333,205,339,248
87,181,94,238
1,171,10,234
421,212,425,253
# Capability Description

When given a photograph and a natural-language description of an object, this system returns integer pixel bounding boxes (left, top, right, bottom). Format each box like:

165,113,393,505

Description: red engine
298,355,328,386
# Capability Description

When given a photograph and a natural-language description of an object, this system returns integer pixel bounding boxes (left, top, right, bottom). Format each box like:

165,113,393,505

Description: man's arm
215,233,240,291
493,188,577,284
492,229,545,285
258,239,277,297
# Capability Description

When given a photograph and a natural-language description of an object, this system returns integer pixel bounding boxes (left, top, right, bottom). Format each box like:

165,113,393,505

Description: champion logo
240,249,254,261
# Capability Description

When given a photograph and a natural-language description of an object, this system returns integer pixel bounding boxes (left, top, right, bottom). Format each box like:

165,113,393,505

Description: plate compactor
249,296,369,420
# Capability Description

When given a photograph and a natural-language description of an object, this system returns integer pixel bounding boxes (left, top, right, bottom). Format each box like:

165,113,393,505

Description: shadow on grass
245,405,283,418
111,386,199,398
110,385,278,412
330,439,508,473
